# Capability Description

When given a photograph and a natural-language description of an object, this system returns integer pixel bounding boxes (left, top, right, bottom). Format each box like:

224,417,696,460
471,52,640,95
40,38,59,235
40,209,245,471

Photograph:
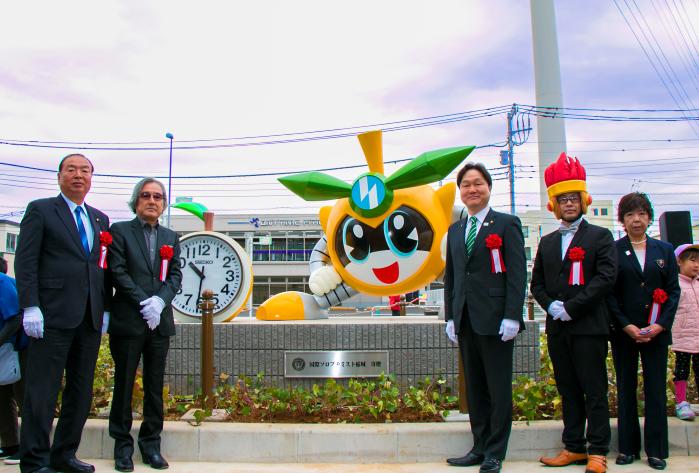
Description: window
522,226,529,238
525,247,531,260
601,208,608,216
5,233,17,253
593,208,599,216
270,238,287,262
252,276,309,305
253,235,272,261
287,237,305,262
252,277,270,305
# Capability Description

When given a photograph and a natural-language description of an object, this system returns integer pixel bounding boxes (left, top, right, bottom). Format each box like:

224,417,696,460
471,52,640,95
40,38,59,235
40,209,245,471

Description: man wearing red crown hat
530,153,617,473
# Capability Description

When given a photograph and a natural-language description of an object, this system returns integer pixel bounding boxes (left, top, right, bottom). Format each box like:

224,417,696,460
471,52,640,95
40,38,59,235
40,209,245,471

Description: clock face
172,231,253,322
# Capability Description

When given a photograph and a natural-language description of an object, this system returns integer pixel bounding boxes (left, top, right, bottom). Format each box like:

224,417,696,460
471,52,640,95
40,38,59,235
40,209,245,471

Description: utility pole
502,104,531,215
507,105,516,215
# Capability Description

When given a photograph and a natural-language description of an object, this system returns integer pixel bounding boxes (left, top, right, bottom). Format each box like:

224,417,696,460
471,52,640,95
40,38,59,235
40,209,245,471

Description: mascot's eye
384,210,418,257
342,218,370,263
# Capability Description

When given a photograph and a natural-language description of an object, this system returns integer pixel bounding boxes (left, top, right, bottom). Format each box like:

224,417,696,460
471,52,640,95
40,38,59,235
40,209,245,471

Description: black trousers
611,333,669,459
547,330,610,456
0,350,25,448
109,330,170,459
457,315,514,460
674,351,699,386
19,313,101,473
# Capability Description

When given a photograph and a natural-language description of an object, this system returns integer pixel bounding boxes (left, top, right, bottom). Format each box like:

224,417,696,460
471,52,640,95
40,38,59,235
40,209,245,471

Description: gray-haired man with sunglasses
107,178,182,472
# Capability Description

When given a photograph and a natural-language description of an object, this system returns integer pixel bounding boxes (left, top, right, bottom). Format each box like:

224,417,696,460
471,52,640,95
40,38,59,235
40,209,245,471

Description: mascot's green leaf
279,172,352,201
385,146,476,190
172,202,209,221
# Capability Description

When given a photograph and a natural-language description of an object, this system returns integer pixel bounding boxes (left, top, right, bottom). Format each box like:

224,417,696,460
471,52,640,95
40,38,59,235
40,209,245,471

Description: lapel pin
625,250,631,256
656,259,665,268
483,222,490,227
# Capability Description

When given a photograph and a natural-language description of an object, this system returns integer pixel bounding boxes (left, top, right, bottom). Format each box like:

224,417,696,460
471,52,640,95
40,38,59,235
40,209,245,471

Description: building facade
0,220,20,276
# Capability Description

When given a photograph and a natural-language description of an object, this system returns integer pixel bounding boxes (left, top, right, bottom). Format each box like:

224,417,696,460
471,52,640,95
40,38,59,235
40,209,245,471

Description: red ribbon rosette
648,288,668,324
568,246,585,285
98,231,112,269
485,234,506,273
159,245,174,282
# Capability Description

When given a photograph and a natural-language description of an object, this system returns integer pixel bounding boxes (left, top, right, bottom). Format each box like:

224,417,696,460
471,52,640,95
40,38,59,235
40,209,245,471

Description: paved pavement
2,458,699,473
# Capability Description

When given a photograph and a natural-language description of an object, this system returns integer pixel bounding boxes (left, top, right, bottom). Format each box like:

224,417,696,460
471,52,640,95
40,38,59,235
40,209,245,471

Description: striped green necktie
465,216,478,257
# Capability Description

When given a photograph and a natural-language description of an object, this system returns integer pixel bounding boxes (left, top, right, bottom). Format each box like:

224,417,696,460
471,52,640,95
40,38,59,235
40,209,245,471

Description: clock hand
195,266,206,309
188,262,204,279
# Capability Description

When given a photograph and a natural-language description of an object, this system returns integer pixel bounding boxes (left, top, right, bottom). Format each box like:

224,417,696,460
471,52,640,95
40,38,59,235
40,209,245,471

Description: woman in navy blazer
608,192,680,471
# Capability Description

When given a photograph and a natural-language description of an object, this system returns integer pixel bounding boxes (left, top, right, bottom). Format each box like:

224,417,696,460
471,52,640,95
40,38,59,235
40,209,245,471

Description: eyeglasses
140,192,163,201
557,195,580,204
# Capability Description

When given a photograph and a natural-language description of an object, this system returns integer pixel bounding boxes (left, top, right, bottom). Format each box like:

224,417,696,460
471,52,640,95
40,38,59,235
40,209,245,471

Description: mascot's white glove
499,318,520,342
140,296,165,330
23,306,44,339
102,312,110,335
308,266,342,296
445,320,458,344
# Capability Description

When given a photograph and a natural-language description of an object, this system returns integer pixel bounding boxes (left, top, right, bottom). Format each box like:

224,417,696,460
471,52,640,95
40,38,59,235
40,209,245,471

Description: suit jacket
607,235,680,346
108,218,182,337
530,219,617,336
444,209,527,335
15,195,111,330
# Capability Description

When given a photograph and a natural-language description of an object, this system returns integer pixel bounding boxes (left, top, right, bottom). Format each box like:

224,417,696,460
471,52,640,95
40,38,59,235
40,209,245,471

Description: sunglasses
140,192,163,201
557,195,580,204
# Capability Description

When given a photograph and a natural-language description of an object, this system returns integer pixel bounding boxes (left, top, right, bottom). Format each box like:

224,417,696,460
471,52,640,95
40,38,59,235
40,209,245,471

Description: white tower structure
530,0,567,221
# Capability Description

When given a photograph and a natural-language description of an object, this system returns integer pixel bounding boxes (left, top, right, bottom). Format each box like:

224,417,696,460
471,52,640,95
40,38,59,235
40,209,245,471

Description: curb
72,418,699,463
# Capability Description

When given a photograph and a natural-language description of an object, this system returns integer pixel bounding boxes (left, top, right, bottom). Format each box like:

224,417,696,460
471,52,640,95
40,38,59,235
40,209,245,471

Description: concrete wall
164,318,541,395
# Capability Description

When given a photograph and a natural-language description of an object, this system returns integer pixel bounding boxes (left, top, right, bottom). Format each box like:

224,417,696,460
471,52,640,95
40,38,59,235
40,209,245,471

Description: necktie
465,216,478,257
75,207,90,256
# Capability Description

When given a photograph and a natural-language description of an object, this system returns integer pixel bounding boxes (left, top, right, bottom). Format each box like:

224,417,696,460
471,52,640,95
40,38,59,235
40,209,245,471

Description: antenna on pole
503,104,532,214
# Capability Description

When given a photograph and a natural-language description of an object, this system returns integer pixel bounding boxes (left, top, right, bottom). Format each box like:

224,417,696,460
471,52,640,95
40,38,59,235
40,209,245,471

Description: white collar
61,193,87,215
467,206,491,223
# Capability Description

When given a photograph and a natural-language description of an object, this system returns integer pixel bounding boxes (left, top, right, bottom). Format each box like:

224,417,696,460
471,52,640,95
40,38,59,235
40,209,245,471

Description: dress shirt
61,193,93,252
138,217,159,266
464,206,491,246
560,216,583,260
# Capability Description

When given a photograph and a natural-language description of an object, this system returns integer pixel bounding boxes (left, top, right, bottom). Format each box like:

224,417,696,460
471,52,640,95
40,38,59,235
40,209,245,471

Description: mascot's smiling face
336,206,432,286
320,185,454,296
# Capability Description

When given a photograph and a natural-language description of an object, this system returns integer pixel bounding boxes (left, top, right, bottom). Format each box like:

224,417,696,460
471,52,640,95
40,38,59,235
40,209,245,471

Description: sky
1,0,698,235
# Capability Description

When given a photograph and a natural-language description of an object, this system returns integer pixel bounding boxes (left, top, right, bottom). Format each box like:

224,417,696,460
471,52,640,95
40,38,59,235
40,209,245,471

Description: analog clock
172,231,253,322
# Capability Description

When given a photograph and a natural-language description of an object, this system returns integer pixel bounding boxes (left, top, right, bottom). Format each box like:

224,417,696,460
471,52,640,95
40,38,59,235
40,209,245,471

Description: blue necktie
75,207,90,256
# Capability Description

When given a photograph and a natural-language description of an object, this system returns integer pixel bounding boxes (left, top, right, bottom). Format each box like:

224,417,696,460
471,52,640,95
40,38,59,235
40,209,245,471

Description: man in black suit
444,163,527,473
531,153,617,473
15,154,111,473
108,178,182,472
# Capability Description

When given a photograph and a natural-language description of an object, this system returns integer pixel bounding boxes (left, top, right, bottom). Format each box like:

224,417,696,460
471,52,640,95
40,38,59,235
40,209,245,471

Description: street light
165,132,174,228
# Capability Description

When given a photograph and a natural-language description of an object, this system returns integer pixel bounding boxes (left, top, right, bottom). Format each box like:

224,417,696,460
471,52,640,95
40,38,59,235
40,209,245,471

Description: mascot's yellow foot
256,291,329,320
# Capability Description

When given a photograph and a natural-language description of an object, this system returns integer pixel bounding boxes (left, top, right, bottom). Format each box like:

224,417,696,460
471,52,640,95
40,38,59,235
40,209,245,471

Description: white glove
23,306,44,339
140,296,165,330
548,300,572,321
558,307,572,322
548,300,564,318
102,312,110,335
445,320,458,344
308,266,342,296
499,318,520,342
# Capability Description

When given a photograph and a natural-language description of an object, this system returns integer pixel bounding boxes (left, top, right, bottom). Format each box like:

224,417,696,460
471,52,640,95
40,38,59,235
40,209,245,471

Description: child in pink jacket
673,243,699,420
